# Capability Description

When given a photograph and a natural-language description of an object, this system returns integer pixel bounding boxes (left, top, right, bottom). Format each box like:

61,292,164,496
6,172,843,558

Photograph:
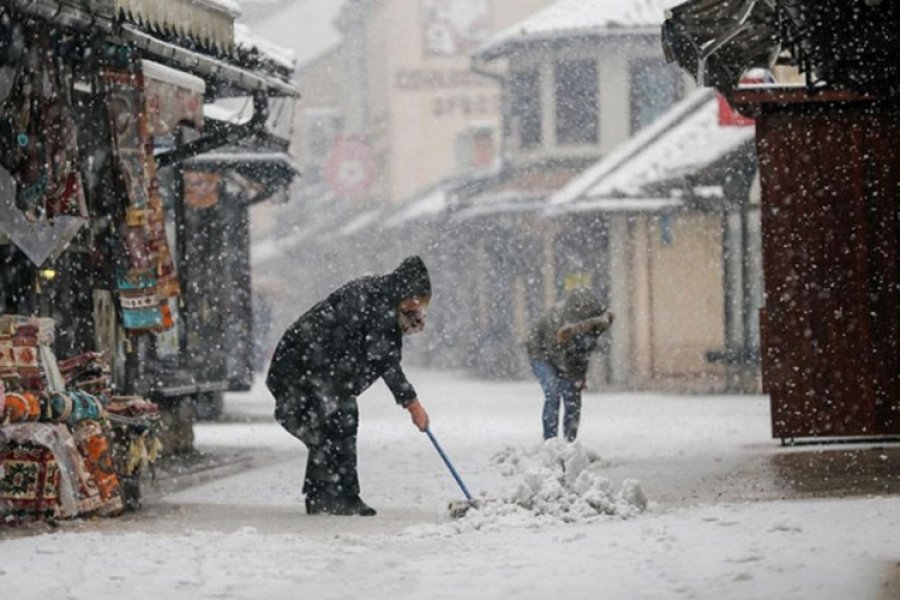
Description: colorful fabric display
58,352,113,396
116,271,163,332
0,316,61,392
66,390,103,425
0,316,55,345
0,31,87,221
0,423,102,518
0,442,61,523
0,337,12,368
2,391,42,424
47,392,74,423
106,396,159,418
103,58,177,334
73,420,123,515
58,351,106,378
73,377,113,396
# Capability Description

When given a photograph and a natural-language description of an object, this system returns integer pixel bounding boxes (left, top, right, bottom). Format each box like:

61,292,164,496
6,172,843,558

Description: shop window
554,59,598,146
509,69,541,149
630,58,682,133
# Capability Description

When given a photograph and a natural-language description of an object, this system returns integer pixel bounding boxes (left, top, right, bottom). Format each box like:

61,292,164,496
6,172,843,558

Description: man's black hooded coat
266,256,431,438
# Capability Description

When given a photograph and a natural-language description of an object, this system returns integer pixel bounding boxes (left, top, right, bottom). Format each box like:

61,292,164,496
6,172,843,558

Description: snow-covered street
2,369,899,599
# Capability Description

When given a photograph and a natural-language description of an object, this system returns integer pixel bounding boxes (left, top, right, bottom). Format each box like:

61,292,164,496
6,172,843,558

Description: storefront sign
324,137,376,199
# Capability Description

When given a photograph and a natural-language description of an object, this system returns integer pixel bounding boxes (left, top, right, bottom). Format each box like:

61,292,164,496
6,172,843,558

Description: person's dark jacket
266,256,431,408
525,288,611,381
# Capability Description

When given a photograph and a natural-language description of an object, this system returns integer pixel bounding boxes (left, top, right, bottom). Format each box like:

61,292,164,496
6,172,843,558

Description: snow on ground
2,369,899,599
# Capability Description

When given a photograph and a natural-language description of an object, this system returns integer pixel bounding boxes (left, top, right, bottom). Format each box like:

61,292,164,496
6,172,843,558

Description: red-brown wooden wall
734,89,900,440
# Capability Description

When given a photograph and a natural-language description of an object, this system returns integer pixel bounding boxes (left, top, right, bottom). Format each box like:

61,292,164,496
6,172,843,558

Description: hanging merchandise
0,29,87,220
102,56,166,333
0,29,87,266
116,269,163,332
146,159,179,302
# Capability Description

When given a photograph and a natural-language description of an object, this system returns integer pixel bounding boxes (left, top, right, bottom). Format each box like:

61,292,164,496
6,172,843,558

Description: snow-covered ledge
115,0,241,52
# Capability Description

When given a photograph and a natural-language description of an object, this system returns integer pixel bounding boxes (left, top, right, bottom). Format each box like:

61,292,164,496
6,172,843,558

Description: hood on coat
383,256,432,304
561,287,605,322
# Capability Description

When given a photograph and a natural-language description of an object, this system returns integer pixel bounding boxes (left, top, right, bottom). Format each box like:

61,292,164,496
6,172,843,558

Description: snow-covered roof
562,197,684,213
234,23,296,72
475,0,678,59
451,191,546,222
549,88,755,212
383,186,450,229
115,0,240,52
332,208,385,239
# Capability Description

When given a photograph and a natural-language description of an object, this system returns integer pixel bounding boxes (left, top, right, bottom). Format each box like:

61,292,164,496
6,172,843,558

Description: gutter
119,25,299,98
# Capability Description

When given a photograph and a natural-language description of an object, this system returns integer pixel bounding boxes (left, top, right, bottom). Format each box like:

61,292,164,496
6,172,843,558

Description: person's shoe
345,495,377,517
305,494,376,516
325,495,377,516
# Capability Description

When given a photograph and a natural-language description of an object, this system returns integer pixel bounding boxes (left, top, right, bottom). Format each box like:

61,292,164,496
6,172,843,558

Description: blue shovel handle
425,426,473,501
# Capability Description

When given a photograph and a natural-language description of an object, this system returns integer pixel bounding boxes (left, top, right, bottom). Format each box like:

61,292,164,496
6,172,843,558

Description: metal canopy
663,0,900,96
662,0,779,90
119,25,298,98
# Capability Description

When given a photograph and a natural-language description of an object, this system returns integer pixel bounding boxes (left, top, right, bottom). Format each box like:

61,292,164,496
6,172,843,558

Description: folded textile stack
0,315,159,523
0,316,61,394
57,352,112,396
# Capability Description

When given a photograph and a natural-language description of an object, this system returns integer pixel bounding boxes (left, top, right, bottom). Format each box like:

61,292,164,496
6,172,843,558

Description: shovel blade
448,499,480,519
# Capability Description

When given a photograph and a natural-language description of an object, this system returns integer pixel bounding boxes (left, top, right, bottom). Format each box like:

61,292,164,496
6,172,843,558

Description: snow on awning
549,88,754,214
115,0,240,53
450,191,546,222
383,186,450,229
330,208,386,239
562,197,683,214
474,0,678,60
121,25,298,97
185,151,300,202
185,151,299,172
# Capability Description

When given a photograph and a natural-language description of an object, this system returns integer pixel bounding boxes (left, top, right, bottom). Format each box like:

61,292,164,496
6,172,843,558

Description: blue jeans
530,359,582,441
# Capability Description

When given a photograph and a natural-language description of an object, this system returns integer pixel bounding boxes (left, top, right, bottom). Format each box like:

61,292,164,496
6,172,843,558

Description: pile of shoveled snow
489,439,647,521
404,440,647,537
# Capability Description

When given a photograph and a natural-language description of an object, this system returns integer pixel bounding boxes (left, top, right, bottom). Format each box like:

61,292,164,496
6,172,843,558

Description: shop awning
184,151,300,204
115,0,240,54
120,25,298,98
663,0,900,95
3,2,298,98
3,0,115,32
450,191,546,222
661,0,779,91
548,88,755,214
